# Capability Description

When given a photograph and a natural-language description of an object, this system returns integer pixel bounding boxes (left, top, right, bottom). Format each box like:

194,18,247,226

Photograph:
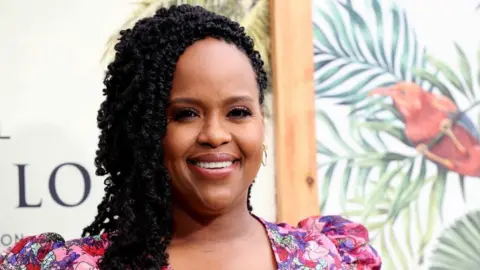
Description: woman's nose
196,115,232,148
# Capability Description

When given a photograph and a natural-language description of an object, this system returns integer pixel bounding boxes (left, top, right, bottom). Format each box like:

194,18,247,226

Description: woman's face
163,38,264,216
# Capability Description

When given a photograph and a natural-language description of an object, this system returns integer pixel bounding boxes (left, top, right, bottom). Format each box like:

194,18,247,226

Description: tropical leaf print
428,210,480,269
314,0,427,217
414,43,480,106
413,44,480,198
317,104,448,268
314,1,480,269
313,0,426,107
415,44,480,270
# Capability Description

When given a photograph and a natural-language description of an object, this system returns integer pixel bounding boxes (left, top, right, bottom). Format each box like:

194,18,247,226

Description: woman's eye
174,108,199,121
228,107,252,118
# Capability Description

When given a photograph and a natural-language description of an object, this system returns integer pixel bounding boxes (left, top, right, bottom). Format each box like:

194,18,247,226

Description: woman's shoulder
0,232,109,269
263,215,382,269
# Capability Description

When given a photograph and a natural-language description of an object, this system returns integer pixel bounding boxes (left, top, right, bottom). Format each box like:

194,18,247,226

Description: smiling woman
163,38,264,216
0,4,380,270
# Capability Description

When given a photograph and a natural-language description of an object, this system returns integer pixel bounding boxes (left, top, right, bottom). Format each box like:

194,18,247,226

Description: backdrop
313,0,480,269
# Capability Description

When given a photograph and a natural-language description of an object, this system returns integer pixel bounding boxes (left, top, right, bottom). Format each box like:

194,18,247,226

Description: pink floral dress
0,215,381,269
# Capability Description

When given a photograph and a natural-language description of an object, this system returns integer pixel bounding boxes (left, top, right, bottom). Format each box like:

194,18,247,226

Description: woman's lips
187,153,240,180
188,153,238,162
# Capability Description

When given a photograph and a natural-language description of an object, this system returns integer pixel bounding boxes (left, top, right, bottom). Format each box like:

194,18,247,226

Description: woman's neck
170,202,257,247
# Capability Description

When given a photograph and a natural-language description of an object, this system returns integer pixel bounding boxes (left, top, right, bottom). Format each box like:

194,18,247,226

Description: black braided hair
82,4,267,269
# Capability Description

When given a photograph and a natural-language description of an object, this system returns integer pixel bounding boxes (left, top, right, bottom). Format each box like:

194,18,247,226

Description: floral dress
0,215,381,269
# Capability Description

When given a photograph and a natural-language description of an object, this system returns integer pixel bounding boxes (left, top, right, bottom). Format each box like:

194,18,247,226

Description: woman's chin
200,197,233,214
195,191,240,215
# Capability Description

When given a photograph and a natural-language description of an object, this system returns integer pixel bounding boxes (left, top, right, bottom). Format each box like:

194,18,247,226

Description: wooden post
269,0,319,224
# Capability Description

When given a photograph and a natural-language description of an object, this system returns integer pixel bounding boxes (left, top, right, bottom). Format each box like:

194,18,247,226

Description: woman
0,5,381,270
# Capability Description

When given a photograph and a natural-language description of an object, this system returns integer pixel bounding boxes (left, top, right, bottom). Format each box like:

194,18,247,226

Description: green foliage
314,0,425,213
428,210,480,269
316,109,413,213
313,0,425,106
414,44,480,105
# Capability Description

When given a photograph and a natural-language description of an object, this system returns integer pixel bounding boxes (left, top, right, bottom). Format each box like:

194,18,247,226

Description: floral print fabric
0,215,381,269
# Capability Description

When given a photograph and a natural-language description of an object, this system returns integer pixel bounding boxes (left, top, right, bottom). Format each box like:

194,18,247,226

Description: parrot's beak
369,86,411,111
368,87,394,97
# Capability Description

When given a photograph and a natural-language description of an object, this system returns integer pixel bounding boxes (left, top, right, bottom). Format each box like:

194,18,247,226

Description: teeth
194,161,233,169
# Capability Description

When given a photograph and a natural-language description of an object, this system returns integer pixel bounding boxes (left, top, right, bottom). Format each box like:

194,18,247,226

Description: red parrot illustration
369,82,480,177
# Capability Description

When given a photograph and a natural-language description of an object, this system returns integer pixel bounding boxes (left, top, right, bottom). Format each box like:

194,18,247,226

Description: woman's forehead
175,38,254,76
170,38,258,100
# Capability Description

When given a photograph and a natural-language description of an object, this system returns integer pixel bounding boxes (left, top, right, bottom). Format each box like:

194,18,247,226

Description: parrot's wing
429,93,458,112
449,112,480,141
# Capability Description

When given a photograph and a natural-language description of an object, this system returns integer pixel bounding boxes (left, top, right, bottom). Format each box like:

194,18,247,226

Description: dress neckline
165,214,280,270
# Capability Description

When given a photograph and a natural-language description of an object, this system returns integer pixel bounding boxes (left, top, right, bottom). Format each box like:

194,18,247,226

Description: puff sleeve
0,233,65,269
297,215,382,269
0,232,108,270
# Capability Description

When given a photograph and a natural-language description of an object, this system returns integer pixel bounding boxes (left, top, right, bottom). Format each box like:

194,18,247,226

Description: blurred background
1,0,480,269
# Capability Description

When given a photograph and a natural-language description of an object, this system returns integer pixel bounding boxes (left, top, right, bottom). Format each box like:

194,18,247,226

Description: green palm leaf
428,210,480,269
357,120,410,147
426,54,467,97
361,165,403,222
319,163,337,211
392,158,427,215
337,2,378,64
342,164,447,269
413,42,480,104
413,68,457,102
316,107,413,214
316,109,356,155
455,44,474,96
371,0,387,68
387,161,414,221
313,0,426,106
420,169,447,262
